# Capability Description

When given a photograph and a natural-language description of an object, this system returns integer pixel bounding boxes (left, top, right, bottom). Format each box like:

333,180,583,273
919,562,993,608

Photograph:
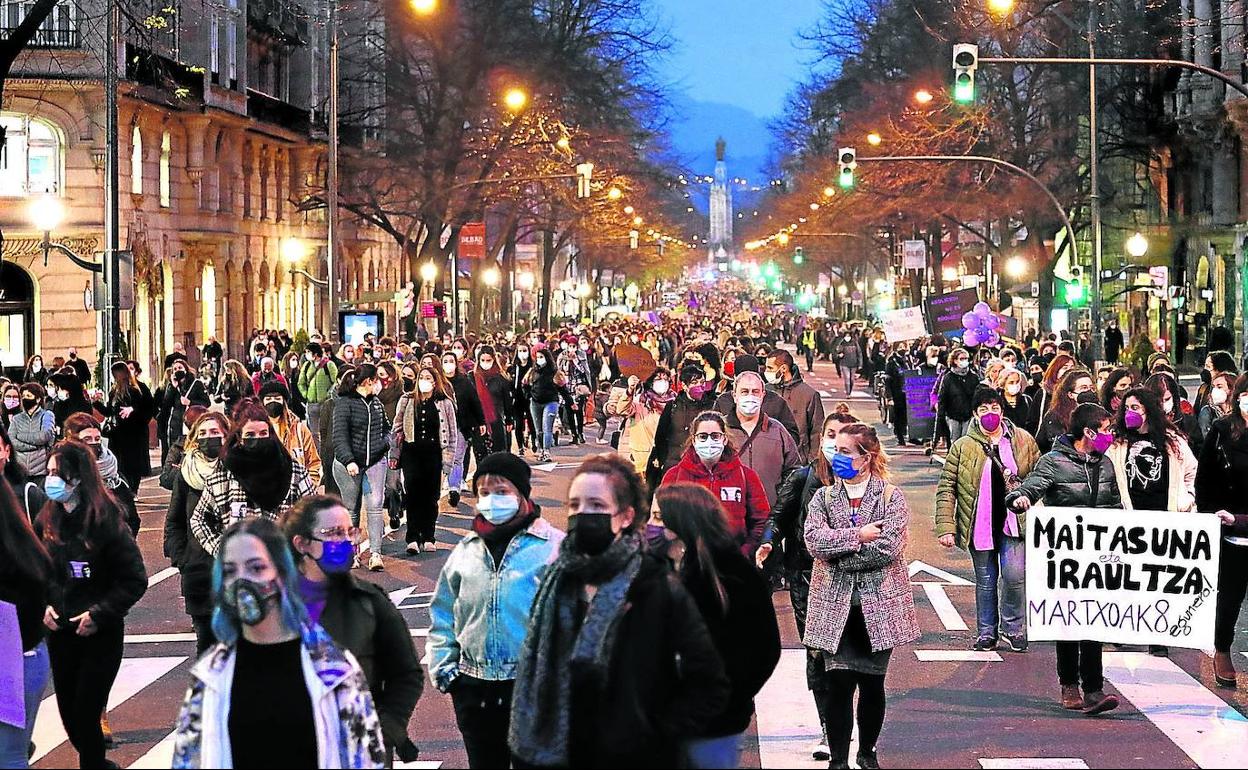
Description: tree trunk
927,222,944,298
501,221,518,327
539,229,556,330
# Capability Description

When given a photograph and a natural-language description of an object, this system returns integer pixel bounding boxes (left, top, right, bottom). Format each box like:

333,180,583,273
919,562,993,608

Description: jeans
682,733,744,769
450,676,514,770
333,459,387,554
1056,640,1104,694
445,431,468,491
306,401,324,452
530,400,559,451
0,643,49,769
970,536,1026,639
946,418,970,442
1215,541,1248,652
46,623,124,769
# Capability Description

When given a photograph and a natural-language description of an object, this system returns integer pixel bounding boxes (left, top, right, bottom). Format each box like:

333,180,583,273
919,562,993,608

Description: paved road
31,359,1248,769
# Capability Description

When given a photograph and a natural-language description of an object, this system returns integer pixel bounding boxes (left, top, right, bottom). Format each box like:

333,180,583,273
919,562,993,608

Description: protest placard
926,288,979,337
1025,507,1221,649
901,370,937,442
614,344,657,379
881,307,929,342
0,601,24,729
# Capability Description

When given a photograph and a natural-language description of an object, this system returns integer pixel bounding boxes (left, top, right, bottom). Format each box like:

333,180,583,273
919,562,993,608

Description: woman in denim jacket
427,453,564,769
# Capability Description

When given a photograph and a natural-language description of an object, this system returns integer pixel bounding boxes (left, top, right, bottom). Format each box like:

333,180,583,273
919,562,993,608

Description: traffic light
576,163,594,198
1064,267,1086,307
838,148,856,189
953,44,978,104
629,229,639,249
793,247,804,265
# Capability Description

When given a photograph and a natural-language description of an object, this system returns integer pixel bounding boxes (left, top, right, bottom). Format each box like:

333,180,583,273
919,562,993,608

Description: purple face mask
1124,409,1145,430
1090,431,1115,454
979,412,1002,433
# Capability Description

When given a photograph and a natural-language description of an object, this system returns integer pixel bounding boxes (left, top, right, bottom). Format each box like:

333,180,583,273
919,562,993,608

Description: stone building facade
0,0,404,381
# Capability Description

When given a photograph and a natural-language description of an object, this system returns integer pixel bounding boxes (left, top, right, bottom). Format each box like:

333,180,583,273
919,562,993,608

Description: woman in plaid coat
803,422,919,770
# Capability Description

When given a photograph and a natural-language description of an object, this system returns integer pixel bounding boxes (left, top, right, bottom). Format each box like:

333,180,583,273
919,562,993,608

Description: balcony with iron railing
0,24,80,49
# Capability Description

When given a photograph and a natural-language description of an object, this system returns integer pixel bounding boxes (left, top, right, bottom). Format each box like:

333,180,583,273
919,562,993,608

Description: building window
0,113,61,196
209,13,219,82
159,131,171,207
130,125,143,195
226,20,238,87
1,0,79,47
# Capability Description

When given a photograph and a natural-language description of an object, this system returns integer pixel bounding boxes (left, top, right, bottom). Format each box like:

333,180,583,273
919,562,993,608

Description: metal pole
1088,4,1103,363
450,250,460,337
326,0,339,341
103,0,120,368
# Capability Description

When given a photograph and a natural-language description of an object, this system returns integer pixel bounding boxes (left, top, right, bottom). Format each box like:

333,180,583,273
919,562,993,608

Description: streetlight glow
576,283,592,298
632,216,643,226
410,0,438,13
281,237,309,263
503,87,529,112
516,271,535,290
1126,232,1150,259
823,186,836,198
607,187,622,200
777,232,790,246
623,205,634,215
914,89,935,105
987,0,1015,15
419,261,438,283
482,266,501,287
942,266,959,282
28,193,65,233
867,132,882,146
1006,255,1028,278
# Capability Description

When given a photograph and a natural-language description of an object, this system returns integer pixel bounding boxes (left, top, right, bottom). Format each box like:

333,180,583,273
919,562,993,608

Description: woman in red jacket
661,411,770,556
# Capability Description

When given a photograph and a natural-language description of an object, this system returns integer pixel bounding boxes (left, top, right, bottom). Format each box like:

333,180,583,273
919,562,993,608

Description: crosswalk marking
128,730,178,769
30,656,186,764
979,760,1088,769
125,633,197,644
917,583,969,632
914,650,1002,662
1103,652,1248,768
755,649,832,769
146,566,179,588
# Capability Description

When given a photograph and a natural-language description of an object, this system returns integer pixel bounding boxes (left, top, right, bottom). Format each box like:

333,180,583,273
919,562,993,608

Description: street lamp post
103,0,121,365
327,0,340,342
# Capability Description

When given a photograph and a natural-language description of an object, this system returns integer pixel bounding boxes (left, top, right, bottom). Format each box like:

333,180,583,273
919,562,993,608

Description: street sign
1149,266,1169,289
460,222,486,261
902,239,927,270
420,301,446,319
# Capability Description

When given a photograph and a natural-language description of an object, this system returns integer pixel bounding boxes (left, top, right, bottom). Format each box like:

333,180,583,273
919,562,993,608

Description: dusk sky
654,0,827,120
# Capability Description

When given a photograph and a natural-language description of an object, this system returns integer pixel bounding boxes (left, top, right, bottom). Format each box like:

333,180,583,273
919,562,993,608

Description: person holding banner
936,387,1041,653
1006,403,1122,715
1194,374,1248,689
1105,387,1199,657
803,422,920,770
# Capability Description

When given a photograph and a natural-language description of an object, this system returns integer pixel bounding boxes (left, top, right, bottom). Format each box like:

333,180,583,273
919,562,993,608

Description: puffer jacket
1005,435,1122,510
661,446,770,555
935,419,1041,550
764,463,827,573
9,407,56,476
653,391,720,473
938,369,981,422
1106,431,1198,512
333,392,391,469
724,412,802,508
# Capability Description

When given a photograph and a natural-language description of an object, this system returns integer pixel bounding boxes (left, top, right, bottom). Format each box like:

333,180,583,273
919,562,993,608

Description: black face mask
1201,369,1212,385
1076,390,1100,405
403,377,416,393
221,577,282,627
200,437,224,459
568,512,616,556
21,397,38,412
264,401,286,419
89,443,103,458
239,436,269,452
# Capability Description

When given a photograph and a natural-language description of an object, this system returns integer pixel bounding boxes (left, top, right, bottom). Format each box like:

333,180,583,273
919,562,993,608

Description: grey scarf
509,534,643,767
97,447,124,489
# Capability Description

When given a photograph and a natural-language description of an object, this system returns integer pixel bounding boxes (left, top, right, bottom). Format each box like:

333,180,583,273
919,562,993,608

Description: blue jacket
427,515,564,691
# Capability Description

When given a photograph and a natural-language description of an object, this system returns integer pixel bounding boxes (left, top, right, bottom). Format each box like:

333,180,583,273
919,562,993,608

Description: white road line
979,760,1088,769
755,648,837,769
917,583,969,632
30,656,186,764
146,566,179,588
124,633,198,644
128,730,178,769
914,650,1002,662
908,561,974,585
1103,652,1248,768
394,762,444,769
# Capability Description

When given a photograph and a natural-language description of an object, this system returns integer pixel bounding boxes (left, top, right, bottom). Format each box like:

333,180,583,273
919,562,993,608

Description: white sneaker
368,553,384,571
422,541,436,553
405,543,420,555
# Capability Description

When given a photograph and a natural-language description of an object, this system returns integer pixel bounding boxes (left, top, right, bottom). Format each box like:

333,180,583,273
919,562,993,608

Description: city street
29,358,1248,770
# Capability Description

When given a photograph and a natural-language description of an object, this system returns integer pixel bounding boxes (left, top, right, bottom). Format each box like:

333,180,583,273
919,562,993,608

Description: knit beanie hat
258,379,292,403
473,452,533,499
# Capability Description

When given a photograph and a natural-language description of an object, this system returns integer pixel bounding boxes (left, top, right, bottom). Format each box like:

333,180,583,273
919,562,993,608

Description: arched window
0,113,62,196
159,131,172,207
131,125,143,195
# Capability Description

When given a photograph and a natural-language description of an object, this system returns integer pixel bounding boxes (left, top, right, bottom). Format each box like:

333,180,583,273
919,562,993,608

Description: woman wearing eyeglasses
660,411,770,557
284,495,425,760
803,422,919,770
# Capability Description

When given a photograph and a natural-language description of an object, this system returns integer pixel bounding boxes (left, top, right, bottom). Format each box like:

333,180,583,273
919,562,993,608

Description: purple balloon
963,329,982,347
986,314,1002,330
961,311,978,330
973,301,992,316
985,330,1002,348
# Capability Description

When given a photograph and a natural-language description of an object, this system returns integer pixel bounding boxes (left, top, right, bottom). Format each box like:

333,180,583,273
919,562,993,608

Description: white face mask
694,439,725,462
579,344,590,352
443,363,457,376
477,493,521,524
1212,387,1229,406
418,380,434,394
820,438,838,464
535,357,547,368
764,371,781,385
1005,383,1021,396
651,380,670,395
479,360,494,371
1239,395,1248,415
1163,397,1174,413
737,395,762,416
517,350,529,361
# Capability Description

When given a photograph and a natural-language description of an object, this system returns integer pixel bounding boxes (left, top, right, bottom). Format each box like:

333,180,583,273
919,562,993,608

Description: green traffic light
1064,279,1086,306
793,253,804,265
838,170,854,189
954,79,974,104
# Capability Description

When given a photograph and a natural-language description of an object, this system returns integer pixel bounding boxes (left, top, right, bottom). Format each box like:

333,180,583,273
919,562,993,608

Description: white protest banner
881,306,929,342
902,239,927,270
1026,507,1220,649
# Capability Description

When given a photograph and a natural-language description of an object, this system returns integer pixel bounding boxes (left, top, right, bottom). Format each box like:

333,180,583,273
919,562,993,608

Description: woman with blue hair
171,517,387,769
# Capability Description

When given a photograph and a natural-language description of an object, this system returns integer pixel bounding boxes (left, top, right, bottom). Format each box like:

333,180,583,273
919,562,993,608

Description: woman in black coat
95,362,152,493
442,352,486,504
47,369,92,435
160,360,210,450
652,482,781,768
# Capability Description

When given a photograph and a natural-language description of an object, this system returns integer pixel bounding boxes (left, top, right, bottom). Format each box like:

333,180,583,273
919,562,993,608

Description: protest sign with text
1025,507,1220,649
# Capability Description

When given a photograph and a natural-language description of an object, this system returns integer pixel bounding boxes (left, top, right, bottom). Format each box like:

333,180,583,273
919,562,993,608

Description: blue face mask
316,540,355,575
45,475,76,502
831,453,861,480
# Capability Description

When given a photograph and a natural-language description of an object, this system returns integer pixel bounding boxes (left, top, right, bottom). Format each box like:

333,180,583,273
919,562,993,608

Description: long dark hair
109,361,136,404
36,439,126,548
655,482,739,615
1229,374,1248,442
1113,386,1179,453
1144,372,1185,425
1046,368,1093,428
0,477,52,585
1100,367,1135,411
337,363,378,396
